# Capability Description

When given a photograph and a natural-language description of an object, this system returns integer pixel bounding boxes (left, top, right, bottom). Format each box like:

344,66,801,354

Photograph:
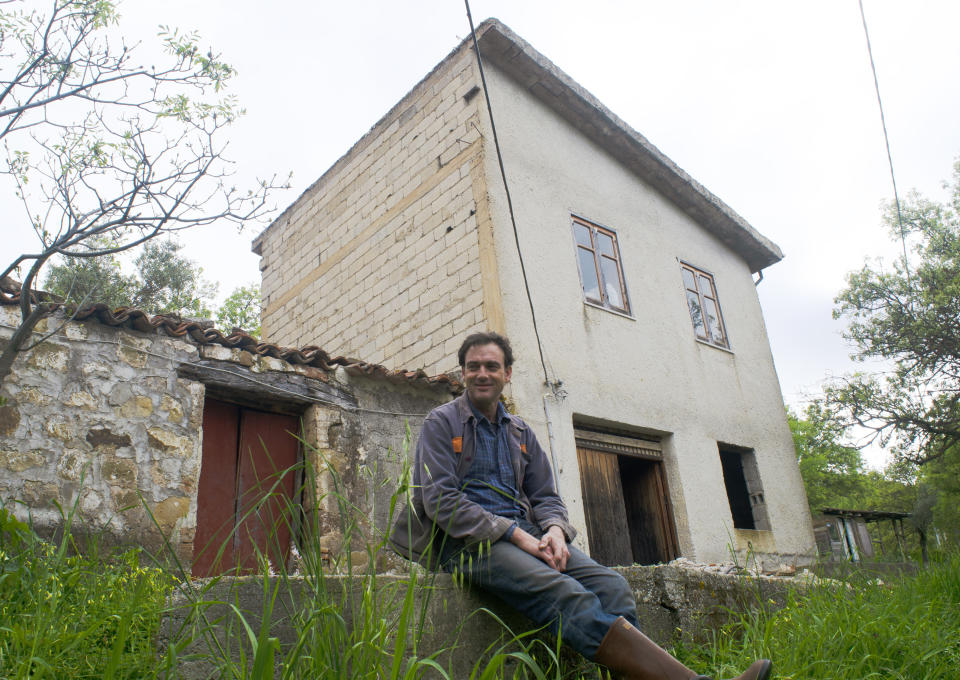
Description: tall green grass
0,504,174,679
4,434,958,679
673,554,960,679
164,432,597,679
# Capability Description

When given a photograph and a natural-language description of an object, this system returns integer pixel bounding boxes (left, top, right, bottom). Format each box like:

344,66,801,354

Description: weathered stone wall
253,43,491,376
0,305,452,567
162,564,804,679
0,305,203,562
301,375,451,572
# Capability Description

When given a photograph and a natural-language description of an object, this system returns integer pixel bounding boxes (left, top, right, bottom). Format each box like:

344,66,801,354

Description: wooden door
577,437,679,566
193,399,241,575
577,446,633,566
619,457,679,564
192,399,300,577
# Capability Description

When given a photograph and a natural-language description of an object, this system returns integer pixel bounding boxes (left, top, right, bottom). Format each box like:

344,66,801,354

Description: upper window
571,216,630,314
680,263,728,348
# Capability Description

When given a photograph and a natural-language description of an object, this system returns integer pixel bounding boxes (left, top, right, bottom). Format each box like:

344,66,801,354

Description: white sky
6,1,960,466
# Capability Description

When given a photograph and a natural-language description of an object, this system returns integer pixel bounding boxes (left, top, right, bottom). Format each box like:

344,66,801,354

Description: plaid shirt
462,400,525,521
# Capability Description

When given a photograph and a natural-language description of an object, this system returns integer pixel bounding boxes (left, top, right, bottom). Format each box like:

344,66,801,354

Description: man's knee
566,552,636,616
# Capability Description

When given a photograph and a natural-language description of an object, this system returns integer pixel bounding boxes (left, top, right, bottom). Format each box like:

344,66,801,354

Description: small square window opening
718,445,770,531
571,216,630,314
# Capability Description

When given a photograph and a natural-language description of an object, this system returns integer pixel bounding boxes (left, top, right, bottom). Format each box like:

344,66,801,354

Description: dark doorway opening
192,398,301,577
719,448,755,529
718,444,769,531
575,428,679,567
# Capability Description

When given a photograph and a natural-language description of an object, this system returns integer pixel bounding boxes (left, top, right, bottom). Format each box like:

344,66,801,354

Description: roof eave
475,20,783,273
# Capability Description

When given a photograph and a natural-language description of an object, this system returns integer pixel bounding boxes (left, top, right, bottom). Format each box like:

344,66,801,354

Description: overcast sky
7,1,960,465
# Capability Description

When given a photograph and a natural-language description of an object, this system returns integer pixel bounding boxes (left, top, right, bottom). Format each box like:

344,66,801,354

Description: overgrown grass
166,434,598,679
674,553,960,679
3,437,959,679
0,506,174,679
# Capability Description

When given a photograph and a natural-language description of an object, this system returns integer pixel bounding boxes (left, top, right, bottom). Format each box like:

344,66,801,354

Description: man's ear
505,366,513,382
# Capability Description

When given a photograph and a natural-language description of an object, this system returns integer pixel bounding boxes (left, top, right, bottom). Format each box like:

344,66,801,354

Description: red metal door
236,409,300,573
192,399,300,577
193,399,241,577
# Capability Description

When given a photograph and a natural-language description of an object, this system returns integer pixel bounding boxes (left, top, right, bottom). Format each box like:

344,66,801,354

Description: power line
858,0,911,287
463,1,552,387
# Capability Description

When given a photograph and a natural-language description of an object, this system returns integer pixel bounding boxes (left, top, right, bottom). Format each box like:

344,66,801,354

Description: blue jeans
439,520,639,659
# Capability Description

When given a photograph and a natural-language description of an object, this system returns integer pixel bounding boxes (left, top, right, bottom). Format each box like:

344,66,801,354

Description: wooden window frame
571,215,631,315
680,262,729,348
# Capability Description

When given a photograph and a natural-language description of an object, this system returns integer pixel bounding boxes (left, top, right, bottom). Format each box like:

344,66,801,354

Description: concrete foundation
160,564,801,678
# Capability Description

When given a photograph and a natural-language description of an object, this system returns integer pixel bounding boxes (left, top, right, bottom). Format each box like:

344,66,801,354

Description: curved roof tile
0,291,461,394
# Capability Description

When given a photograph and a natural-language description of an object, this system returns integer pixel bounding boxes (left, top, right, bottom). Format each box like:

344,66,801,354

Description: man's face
462,343,512,411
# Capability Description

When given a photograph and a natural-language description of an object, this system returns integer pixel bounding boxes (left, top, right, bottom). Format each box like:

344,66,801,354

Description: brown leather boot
594,617,772,680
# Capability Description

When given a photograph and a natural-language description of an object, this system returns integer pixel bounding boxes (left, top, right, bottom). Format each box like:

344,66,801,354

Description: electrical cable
858,0,928,415
858,0,912,287
463,0,552,387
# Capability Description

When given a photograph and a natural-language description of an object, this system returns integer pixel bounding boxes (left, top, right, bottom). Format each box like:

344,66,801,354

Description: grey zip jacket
389,393,576,567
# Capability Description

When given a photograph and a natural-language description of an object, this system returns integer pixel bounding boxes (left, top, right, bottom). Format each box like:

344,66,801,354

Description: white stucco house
252,19,815,566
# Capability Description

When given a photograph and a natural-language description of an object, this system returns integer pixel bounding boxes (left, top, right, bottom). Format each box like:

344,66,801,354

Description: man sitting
391,331,771,680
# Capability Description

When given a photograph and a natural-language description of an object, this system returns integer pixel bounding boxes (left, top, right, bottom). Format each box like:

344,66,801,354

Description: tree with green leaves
44,239,217,317
827,159,960,468
788,403,868,514
215,283,261,338
0,0,283,387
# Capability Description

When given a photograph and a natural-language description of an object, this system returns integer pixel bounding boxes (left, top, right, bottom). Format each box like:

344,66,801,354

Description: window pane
681,267,697,291
600,256,624,309
596,231,615,258
703,297,725,344
698,274,714,297
573,223,593,247
578,247,601,301
685,290,707,338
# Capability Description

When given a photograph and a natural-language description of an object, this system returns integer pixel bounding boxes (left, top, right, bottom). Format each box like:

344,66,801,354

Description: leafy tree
0,0,283,387
909,483,937,566
42,237,134,311
790,400,960,555
130,241,217,317
827,159,960,468
215,283,261,337
44,239,217,317
921,446,960,548
788,403,869,514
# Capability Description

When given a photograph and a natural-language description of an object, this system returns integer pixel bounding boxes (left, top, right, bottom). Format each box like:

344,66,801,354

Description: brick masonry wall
255,46,489,376
0,305,204,562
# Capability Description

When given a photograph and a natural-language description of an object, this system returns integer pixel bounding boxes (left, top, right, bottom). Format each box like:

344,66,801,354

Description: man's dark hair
458,331,514,368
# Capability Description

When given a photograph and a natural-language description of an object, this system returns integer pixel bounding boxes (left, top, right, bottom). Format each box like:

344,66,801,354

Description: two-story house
252,19,815,566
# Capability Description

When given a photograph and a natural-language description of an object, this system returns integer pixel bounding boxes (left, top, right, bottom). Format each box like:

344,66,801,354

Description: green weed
0,501,174,679
4,433,957,679
673,553,960,679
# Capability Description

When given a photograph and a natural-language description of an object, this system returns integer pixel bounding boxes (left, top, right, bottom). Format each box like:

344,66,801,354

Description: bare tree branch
0,1,287,387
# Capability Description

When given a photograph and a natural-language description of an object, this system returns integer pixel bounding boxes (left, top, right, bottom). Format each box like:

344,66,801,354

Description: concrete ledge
160,564,802,678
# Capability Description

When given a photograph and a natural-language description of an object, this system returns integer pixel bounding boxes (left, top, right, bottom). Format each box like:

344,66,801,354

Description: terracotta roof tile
0,290,461,394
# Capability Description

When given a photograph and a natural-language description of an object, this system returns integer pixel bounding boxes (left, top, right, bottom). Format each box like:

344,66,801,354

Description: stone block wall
0,305,203,562
0,306,453,567
254,45,491,376
163,564,806,680
300,376,449,572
